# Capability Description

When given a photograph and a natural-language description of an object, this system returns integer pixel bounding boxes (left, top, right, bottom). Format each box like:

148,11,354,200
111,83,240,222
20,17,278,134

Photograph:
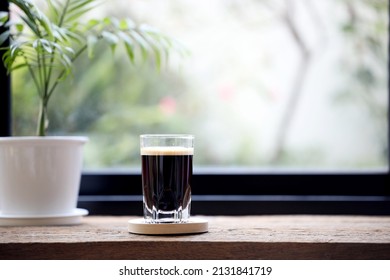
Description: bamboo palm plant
0,0,183,136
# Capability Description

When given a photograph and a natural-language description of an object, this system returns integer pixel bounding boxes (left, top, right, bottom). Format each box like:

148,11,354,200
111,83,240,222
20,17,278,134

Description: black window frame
1,1,389,216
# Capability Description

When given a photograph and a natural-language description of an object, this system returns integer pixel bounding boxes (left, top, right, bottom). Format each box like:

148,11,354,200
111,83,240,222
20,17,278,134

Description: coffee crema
141,146,194,156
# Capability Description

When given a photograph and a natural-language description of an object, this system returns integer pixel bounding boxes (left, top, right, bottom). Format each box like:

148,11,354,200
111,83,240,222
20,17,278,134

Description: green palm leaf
47,0,99,26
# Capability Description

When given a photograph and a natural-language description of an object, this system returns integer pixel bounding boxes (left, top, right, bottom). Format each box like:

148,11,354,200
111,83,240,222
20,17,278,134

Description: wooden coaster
128,218,208,235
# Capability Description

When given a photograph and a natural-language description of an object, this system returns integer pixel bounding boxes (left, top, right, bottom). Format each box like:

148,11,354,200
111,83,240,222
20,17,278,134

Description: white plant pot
0,136,88,216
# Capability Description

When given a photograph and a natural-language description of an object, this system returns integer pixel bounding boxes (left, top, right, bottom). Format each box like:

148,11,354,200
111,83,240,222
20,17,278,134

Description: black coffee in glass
140,135,194,223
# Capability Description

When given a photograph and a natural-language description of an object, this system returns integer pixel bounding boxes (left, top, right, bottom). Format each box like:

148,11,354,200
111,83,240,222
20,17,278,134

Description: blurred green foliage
11,0,388,168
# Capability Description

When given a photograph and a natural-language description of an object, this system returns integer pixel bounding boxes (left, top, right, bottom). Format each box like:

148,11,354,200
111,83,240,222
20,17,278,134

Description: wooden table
1,215,389,259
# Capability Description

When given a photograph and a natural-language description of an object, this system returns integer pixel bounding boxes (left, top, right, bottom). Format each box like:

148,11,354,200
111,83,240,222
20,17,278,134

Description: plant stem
37,99,47,136
35,42,47,136
36,0,71,137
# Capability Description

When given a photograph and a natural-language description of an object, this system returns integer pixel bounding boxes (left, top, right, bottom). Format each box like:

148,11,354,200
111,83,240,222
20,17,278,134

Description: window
1,0,389,215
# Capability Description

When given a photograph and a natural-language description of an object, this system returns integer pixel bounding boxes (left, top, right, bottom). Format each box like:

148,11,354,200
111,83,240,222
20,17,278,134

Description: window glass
12,0,388,169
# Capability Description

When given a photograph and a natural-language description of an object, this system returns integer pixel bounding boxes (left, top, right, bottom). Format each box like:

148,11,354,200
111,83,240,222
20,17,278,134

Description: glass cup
140,134,194,223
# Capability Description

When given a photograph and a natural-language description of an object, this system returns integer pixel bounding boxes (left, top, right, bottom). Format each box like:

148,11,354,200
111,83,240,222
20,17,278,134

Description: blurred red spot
159,96,177,115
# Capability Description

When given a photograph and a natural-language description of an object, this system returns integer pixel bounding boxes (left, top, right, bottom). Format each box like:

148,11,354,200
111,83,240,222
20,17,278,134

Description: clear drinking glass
140,134,194,223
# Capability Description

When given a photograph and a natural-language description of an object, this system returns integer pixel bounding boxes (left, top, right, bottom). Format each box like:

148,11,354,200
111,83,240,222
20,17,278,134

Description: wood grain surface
1,215,389,259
